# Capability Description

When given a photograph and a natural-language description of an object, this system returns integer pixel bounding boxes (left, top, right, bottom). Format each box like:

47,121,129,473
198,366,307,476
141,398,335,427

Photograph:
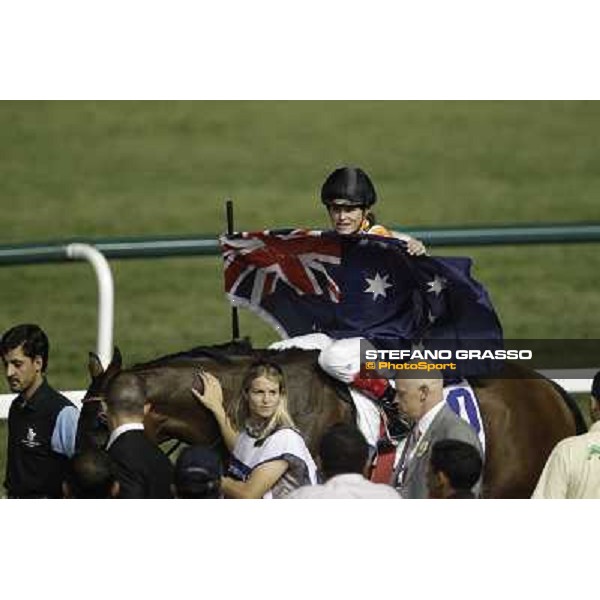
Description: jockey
321,165,426,255
270,166,427,442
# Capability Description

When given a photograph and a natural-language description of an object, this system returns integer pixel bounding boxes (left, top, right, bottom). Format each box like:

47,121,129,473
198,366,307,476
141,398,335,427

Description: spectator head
1,323,50,372
1,324,49,398
105,372,148,427
394,369,444,423
427,439,483,499
173,445,223,499
591,370,600,422
234,361,295,441
63,449,119,498
318,423,370,480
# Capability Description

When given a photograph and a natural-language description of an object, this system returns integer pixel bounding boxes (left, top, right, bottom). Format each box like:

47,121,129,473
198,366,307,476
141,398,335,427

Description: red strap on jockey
370,450,396,484
351,373,390,400
353,372,399,482
369,418,397,483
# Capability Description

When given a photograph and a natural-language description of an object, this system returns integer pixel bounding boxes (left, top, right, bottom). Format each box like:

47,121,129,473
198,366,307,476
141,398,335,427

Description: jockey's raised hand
393,232,427,256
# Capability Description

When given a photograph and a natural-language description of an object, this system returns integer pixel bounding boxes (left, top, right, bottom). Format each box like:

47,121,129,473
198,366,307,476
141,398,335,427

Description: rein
81,395,108,424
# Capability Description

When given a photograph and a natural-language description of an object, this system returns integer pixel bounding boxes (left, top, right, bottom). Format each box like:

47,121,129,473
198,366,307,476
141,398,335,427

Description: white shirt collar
106,422,145,449
417,401,445,438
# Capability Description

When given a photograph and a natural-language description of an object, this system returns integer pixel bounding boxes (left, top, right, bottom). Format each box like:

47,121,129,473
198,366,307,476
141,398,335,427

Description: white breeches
269,334,382,446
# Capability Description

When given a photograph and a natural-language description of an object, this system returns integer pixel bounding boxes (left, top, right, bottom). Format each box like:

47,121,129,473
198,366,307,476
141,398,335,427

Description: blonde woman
192,362,317,499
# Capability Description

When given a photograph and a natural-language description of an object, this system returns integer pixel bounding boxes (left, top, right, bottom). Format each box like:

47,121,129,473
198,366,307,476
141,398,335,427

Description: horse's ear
102,347,123,380
88,352,104,378
112,346,122,369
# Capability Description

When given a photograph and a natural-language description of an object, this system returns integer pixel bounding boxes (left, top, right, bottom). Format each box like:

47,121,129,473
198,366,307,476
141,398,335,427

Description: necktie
395,426,420,486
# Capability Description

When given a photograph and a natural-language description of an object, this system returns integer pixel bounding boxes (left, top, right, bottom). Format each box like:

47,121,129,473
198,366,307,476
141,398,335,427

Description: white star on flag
364,272,393,300
411,340,426,353
426,275,447,296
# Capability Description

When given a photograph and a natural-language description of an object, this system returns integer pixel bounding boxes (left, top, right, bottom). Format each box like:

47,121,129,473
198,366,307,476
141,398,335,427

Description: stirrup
383,415,410,442
378,386,410,440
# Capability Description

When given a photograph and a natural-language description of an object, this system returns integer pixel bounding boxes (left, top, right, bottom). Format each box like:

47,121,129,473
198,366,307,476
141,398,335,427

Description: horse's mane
129,338,317,370
548,379,588,435
132,338,256,368
126,338,355,407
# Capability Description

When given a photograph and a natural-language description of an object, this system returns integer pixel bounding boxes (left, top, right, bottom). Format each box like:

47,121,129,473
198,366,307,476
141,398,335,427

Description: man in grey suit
391,371,483,499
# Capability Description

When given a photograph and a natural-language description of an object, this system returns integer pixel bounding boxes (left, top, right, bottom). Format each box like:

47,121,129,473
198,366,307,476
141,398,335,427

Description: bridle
81,394,108,424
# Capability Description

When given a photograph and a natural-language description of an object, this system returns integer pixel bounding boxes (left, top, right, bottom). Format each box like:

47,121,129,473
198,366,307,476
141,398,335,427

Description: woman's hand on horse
191,372,225,414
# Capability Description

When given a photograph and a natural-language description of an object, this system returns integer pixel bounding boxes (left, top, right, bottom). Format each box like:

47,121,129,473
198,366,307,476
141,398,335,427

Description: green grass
0,101,598,482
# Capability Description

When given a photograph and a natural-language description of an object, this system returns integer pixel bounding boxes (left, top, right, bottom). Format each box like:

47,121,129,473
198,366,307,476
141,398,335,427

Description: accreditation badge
416,439,429,458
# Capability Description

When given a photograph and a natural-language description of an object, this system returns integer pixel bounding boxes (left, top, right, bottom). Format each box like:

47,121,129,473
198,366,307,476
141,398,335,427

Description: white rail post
66,243,114,369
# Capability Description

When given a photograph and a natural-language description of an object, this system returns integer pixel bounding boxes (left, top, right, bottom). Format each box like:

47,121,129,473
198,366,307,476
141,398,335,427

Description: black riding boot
350,374,410,442
378,385,410,441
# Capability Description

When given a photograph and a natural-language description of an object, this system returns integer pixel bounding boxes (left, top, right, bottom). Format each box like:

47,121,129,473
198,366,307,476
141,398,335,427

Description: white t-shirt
288,473,401,499
228,427,318,499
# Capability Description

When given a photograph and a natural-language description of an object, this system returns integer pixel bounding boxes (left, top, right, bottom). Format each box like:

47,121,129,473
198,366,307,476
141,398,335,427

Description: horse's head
75,348,123,452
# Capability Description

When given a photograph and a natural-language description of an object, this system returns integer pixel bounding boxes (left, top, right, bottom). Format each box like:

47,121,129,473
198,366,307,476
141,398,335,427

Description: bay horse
76,341,586,498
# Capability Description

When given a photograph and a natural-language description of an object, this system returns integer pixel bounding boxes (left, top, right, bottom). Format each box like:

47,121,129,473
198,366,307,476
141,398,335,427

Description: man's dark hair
174,445,223,499
318,423,369,480
106,372,147,417
65,449,117,498
592,370,600,400
429,439,483,491
0,323,49,372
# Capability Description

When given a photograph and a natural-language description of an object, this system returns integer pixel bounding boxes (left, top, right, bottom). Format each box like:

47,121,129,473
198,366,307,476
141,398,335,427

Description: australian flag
220,229,503,373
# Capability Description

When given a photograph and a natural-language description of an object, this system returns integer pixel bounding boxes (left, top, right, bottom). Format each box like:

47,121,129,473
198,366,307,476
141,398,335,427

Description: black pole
225,199,240,341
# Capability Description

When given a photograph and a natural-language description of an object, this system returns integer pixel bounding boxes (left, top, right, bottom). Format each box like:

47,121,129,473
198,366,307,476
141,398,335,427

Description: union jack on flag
221,229,342,305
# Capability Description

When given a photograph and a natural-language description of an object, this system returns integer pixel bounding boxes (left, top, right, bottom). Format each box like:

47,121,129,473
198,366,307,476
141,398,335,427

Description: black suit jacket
108,429,174,499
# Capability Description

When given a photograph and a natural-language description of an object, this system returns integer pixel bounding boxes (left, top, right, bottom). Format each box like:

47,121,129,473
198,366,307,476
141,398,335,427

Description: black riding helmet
321,166,377,208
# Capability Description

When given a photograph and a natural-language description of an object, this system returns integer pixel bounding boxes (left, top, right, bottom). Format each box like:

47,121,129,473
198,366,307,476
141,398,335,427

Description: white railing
65,243,114,369
0,242,114,419
0,237,595,419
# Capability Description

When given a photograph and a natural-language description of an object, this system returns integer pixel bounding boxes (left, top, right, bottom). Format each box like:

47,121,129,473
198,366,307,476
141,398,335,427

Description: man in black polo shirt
1,324,79,498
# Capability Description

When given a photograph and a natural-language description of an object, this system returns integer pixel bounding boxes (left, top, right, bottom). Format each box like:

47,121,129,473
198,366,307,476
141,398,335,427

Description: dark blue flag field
220,230,503,364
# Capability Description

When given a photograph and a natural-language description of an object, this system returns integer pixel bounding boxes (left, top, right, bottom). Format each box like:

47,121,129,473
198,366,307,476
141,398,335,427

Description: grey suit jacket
394,404,483,499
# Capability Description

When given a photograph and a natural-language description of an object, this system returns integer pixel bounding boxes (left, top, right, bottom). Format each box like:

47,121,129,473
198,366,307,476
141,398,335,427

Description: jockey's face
327,201,367,235
247,375,281,421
